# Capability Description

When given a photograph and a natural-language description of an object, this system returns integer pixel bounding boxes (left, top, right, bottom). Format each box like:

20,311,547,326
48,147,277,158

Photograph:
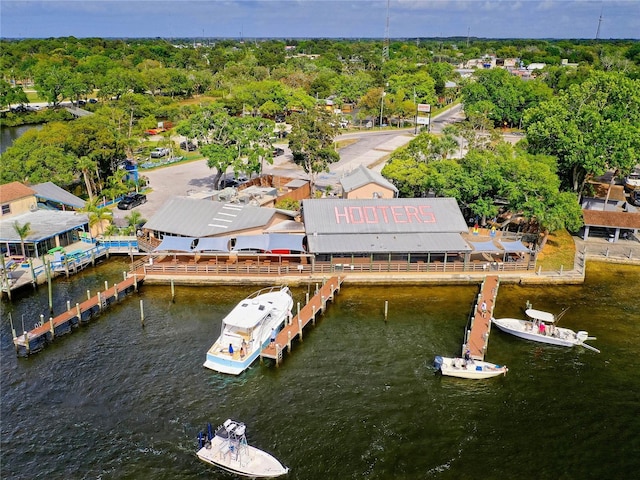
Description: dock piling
87,290,91,301
140,299,145,327
76,303,81,322
47,261,53,314
97,292,102,310
114,283,118,302
171,278,175,302
384,300,388,320
104,280,109,291
66,300,71,311
49,317,54,338
298,318,303,341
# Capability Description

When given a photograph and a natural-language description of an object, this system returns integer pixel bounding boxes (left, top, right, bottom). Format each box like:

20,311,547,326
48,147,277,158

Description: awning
469,241,503,253
232,234,305,253
499,240,531,253
154,236,196,252
193,237,231,252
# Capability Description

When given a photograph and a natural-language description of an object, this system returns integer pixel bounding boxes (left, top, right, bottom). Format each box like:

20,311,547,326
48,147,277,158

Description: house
0,181,89,257
340,165,398,200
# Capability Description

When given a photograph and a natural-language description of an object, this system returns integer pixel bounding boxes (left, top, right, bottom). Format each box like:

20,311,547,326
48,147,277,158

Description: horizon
1,1,639,41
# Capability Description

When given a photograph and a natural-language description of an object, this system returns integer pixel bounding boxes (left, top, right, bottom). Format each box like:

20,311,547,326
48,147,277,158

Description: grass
536,229,576,271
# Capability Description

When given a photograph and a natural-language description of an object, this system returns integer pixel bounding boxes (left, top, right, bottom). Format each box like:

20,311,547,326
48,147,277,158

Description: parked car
117,193,147,210
624,168,640,191
219,178,239,188
88,98,98,104
630,190,640,207
180,141,197,151
150,147,170,158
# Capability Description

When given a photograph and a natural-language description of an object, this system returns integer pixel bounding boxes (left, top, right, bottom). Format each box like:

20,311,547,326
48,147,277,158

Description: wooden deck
260,276,343,366
11,273,144,356
463,275,500,361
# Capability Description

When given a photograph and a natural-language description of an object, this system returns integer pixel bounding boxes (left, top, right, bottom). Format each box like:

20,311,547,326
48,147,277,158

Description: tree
287,109,339,189
78,156,97,201
13,221,32,258
33,63,73,107
81,199,112,236
0,80,29,109
524,70,640,193
124,210,147,235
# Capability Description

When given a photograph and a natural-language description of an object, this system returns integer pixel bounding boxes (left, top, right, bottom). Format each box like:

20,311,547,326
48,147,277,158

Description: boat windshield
525,308,556,323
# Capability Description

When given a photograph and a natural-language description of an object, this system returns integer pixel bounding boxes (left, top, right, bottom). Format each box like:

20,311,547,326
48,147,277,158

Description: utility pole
595,6,603,40
383,0,390,62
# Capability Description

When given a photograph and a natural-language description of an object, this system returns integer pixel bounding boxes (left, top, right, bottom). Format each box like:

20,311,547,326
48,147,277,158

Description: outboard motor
207,422,213,440
576,331,589,343
198,431,204,449
434,356,444,371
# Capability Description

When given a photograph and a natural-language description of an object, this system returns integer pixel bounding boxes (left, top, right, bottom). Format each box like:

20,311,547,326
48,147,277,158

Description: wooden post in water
39,314,44,327
114,283,119,302
46,261,53,314
140,299,145,327
76,303,81,322
28,258,36,289
298,318,303,341
287,330,292,351
312,305,316,325
67,300,71,311
97,292,102,310
133,274,138,292
306,291,309,304
384,300,388,321
297,301,300,320
104,280,109,291
64,256,70,278
87,289,91,300
91,250,95,267
171,278,175,302
321,295,326,311
9,314,17,353
1,255,12,301
49,317,55,338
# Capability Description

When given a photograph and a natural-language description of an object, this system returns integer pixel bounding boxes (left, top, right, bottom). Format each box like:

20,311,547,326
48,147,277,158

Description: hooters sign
333,205,436,225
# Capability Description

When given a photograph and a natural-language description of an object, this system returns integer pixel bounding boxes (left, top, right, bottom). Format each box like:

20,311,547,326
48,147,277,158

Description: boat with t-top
197,419,289,478
434,355,508,379
203,285,293,375
492,307,599,353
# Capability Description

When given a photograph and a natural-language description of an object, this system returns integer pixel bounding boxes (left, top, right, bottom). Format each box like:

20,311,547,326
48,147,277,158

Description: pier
463,275,499,361
260,276,343,366
11,273,144,356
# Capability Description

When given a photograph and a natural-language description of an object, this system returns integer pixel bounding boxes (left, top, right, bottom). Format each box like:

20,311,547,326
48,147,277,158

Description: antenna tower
595,7,603,40
383,0,390,61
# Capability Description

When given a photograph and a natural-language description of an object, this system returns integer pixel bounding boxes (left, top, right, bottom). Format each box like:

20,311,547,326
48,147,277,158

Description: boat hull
204,287,293,375
492,318,580,347
435,356,507,379
197,438,288,478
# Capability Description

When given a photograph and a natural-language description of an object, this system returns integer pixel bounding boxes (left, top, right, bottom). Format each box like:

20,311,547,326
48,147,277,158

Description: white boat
203,286,293,375
434,355,508,379
492,308,599,353
197,419,289,478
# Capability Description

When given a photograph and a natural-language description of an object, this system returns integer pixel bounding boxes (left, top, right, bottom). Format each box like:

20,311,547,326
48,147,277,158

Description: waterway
0,124,41,154
1,259,639,479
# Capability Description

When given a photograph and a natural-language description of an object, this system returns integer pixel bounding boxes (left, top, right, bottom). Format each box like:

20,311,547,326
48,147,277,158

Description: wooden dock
463,275,500,361
11,273,144,356
260,276,343,366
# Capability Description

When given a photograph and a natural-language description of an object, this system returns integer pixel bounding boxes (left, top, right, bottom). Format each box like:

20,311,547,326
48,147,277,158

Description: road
113,105,468,223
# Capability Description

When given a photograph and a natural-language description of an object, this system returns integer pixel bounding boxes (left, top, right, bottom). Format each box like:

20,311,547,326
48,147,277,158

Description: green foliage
288,109,339,187
274,198,301,211
524,70,640,192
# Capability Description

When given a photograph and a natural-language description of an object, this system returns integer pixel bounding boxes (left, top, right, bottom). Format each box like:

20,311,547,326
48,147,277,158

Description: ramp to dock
464,275,499,361
260,276,343,366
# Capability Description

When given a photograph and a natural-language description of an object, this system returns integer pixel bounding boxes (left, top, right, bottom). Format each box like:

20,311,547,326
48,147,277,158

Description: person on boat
228,343,234,355
240,339,247,357
270,328,276,346
464,349,472,363
538,322,546,335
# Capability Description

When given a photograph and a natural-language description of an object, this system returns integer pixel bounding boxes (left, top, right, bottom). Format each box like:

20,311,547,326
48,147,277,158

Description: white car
150,147,170,158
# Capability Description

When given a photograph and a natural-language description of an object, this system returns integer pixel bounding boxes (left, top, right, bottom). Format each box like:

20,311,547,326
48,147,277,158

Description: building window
1,204,10,215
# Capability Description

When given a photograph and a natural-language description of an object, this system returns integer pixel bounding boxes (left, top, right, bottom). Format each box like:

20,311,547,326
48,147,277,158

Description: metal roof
32,182,86,209
302,198,468,235
0,210,88,242
307,233,472,254
143,197,276,237
340,165,398,194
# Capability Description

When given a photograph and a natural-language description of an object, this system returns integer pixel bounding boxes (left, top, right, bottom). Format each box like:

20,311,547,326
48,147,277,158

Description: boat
197,419,289,478
203,286,293,375
492,307,599,352
434,355,508,379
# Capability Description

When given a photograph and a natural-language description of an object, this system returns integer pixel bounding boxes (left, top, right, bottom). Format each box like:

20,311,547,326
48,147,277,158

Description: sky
1,0,639,40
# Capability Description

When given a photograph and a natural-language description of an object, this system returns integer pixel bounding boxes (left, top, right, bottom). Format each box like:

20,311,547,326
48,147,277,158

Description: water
0,124,41,153
2,260,639,479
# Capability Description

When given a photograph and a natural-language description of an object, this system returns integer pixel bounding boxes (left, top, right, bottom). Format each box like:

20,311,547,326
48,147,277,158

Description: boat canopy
525,308,556,323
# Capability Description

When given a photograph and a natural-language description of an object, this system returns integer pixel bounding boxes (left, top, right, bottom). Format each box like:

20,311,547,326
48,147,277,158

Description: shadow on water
1,262,639,479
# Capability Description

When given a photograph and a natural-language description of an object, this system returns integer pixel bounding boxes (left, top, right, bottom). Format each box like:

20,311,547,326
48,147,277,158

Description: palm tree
125,210,147,236
78,155,97,201
80,199,112,236
13,221,32,258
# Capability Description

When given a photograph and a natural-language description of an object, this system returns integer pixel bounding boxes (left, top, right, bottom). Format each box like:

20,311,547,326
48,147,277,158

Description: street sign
416,116,430,125
417,103,431,113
